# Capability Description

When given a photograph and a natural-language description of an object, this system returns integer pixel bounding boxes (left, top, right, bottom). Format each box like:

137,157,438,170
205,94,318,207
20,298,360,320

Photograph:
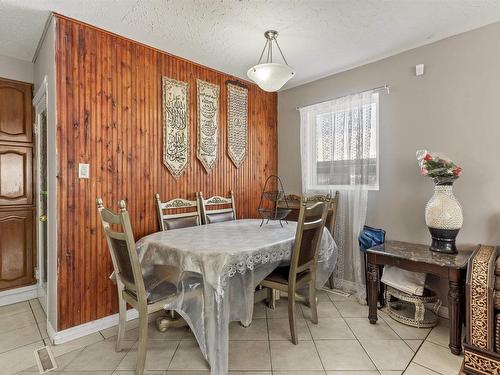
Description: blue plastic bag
359,225,386,252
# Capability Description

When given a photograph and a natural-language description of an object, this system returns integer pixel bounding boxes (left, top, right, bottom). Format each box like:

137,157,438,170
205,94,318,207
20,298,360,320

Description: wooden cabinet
0,145,32,205
0,209,35,290
0,77,35,292
0,79,33,143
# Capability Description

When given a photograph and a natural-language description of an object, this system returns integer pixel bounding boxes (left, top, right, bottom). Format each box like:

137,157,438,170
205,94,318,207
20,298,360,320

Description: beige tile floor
0,291,463,375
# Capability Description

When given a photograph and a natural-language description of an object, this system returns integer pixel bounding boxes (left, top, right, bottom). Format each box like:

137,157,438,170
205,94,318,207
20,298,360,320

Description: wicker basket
385,286,441,328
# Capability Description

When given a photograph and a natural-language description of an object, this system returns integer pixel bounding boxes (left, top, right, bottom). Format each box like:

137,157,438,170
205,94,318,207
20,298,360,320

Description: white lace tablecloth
136,219,337,375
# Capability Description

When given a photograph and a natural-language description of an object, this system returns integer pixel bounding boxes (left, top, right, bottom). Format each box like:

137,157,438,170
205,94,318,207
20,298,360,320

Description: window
300,90,379,191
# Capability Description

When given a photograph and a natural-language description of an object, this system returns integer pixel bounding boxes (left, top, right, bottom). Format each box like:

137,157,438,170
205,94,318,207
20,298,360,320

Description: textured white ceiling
1,0,500,89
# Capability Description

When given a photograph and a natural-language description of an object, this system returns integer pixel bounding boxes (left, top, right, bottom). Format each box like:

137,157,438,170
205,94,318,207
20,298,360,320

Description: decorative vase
425,177,463,254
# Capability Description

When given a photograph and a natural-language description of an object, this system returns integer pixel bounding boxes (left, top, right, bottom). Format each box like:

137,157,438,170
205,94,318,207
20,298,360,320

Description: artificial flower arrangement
416,150,462,184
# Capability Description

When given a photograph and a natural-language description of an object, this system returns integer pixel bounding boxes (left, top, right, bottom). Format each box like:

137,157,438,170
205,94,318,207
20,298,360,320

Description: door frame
33,76,48,313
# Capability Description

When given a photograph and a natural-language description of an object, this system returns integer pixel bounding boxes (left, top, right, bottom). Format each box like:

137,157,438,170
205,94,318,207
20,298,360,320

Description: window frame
302,92,380,192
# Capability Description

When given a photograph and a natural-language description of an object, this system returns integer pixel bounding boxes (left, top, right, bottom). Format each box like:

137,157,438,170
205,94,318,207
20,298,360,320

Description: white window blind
300,90,379,191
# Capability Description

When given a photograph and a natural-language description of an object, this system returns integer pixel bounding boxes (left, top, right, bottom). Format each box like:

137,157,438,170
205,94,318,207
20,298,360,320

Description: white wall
278,21,500,303
33,16,58,332
0,54,33,83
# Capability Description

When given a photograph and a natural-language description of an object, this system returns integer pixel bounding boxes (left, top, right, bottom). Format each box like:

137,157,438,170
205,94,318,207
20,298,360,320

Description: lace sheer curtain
299,90,379,303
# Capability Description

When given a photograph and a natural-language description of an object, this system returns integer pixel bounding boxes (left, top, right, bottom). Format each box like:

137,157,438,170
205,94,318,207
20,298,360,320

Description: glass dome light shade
247,63,295,92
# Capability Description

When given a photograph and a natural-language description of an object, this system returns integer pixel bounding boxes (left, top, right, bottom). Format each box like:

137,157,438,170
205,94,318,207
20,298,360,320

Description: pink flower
452,167,462,176
424,154,433,161
420,168,429,176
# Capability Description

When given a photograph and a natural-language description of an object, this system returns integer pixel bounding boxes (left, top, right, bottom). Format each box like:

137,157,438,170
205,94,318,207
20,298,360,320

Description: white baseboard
47,320,57,343
0,285,37,306
49,309,139,345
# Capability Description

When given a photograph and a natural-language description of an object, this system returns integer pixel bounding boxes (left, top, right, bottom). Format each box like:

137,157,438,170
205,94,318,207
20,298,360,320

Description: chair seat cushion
146,279,178,304
125,278,177,305
264,266,309,285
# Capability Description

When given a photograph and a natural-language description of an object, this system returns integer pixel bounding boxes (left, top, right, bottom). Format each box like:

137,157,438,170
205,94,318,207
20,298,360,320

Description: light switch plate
78,163,90,179
415,63,425,76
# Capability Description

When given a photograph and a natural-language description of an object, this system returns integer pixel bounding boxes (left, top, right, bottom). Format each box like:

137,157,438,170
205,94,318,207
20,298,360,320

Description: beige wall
279,21,500,306
279,21,500,247
0,54,33,83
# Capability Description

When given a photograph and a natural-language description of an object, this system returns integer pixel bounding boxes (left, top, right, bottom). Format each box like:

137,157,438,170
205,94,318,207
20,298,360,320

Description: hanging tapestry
227,83,248,168
197,79,220,172
162,77,189,178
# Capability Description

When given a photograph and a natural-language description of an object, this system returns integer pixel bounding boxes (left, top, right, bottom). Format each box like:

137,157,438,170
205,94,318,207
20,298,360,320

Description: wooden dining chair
277,192,339,235
277,193,302,221
279,193,339,288
306,192,339,237
97,198,185,375
155,193,202,231
305,192,340,289
198,191,236,224
261,200,328,344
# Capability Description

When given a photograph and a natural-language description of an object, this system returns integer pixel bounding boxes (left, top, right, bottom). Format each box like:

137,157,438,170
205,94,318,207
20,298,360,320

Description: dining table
136,218,337,375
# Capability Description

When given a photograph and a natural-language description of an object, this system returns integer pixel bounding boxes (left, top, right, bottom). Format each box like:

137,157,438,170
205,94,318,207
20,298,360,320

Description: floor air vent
34,346,57,374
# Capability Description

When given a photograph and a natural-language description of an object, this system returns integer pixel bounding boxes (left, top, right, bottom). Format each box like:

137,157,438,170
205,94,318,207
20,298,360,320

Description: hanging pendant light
247,30,295,92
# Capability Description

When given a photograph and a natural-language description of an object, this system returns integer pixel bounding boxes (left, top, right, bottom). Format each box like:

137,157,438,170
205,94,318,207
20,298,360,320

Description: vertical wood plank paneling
55,15,277,330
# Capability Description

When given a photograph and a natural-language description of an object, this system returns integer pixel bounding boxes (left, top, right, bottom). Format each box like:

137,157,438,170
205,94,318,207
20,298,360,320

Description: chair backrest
96,198,146,300
155,193,202,231
277,192,339,238
198,191,236,224
289,200,328,281
306,192,339,237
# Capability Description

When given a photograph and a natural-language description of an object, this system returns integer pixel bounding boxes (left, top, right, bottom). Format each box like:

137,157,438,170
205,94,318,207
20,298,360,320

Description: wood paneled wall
55,15,277,330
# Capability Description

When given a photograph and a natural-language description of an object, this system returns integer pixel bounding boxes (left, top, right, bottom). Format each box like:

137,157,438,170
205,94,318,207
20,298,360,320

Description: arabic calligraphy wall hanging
197,79,220,172
162,77,189,178
227,83,248,168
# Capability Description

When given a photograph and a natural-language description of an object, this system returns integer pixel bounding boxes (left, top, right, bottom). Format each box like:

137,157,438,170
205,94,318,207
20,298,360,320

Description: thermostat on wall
79,163,90,179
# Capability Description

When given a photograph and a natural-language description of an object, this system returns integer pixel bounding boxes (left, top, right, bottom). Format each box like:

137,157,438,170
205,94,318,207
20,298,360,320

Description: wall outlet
78,163,90,179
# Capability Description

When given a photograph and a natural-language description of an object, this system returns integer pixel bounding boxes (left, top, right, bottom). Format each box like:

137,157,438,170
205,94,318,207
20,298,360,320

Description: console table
366,240,475,355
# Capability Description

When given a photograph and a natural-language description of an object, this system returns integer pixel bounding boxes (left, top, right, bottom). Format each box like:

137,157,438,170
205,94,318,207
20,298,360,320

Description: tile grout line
0,301,45,361
305,306,327,374
413,361,447,375
0,309,40,337
341,317,379,372
165,338,182,372
264,305,274,374
0,338,44,359
334,300,388,373
28,299,49,343
328,290,386,374
377,307,436,374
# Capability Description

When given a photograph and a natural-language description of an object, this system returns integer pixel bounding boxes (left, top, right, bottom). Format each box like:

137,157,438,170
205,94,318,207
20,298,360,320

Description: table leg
367,262,379,324
448,279,463,355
